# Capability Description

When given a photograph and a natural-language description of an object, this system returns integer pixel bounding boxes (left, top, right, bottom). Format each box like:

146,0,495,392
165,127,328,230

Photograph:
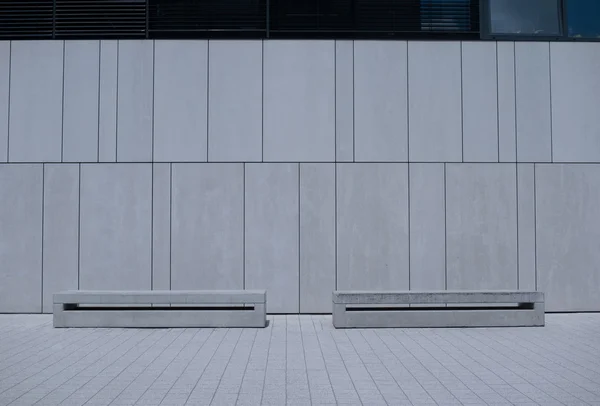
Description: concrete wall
0,39,599,313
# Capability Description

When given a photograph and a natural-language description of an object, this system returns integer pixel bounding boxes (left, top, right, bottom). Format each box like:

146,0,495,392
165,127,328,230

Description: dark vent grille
0,1,54,39
148,0,267,38
420,0,474,32
55,1,146,39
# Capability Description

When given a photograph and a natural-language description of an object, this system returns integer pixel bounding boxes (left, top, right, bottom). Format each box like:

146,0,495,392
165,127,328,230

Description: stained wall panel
517,164,536,290
515,42,552,162
263,41,335,162
337,163,409,290
335,41,354,162
116,40,153,162
245,163,299,313
408,41,462,162
154,40,207,162
536,164,600,311
209,40,262,162
354,41,408,162
300,163,335,313
63,41,99,162
0,42,9,162
98,40,117,162
0,165,42,313
42,164,79,313
9,41,63,162
79,164,152,289
498,42,516,162
462,42,498,162
171,163,244,290
409,164,445,290
152,163,171,290
550,43,600,162
446,164,517,290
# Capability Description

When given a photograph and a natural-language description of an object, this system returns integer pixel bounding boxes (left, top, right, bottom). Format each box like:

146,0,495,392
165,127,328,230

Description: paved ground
0,314,599,406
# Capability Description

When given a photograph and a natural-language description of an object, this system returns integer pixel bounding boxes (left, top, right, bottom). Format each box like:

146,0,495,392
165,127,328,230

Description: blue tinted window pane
567,0,600,38
489,0,561,35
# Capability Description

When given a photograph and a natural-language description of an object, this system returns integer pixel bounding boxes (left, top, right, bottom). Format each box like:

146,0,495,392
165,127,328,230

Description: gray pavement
0,314,599,406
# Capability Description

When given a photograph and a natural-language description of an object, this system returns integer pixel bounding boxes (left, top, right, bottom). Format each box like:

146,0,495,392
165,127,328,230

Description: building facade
0,0,599,314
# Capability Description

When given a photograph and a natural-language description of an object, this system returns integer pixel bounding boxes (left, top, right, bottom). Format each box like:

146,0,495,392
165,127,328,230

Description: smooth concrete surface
171,164,244,290
2,314,600,405
336,163,409,290
299,164,335,313
53,290,267,328
62,40,99,163
462,41,498,162
263,41,335,162
446,164,518,290
408,41,462,162
42,164,79,313
154,40,207,162
332,290,544,304
116,40,153,162
9,41,63,162
515,42,552,162
245,163,299,313
0,42,8,162
98,40,117,162
497,42,517,162
151,163,171,291
79,164,152,290
335,40,354,162
517,164,536,290
354,41,408,162
551,42,600,162
0,165,43,313
536,164,600,312
409,163,446,290
208,40,262,162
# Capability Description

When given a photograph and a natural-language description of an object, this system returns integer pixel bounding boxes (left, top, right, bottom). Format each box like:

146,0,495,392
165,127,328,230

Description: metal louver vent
0,1,54,39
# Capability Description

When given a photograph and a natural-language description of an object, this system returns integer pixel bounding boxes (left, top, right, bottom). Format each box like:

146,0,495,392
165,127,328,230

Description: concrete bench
53,290,266,328
332,290,544,328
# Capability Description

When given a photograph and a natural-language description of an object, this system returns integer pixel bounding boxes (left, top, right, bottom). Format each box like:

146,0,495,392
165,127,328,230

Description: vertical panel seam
7,41,11,161
496,42,500,163
261,40,264,163
77,163,81,289
243,163,246,290
61,41,66,163
41,164,45,313
298,163,301,314
334,162,337,291
169,162,172,290
151,164,154,290
513,42,518,163
533,164,537,291
444,163,447,290
407,163,411,290
152,40,156,162
97,41,101,163
334,41,337,163
460,42,464,163
206,40,210,162
548,42,554,163
516,164,520,290
406,42,410,163
352,41,355,162
115,41,119,162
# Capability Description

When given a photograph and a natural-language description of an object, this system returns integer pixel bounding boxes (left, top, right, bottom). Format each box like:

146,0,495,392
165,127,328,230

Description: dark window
566,0,600,38
487,0,561,36
421,0,474,32
0,1,54,39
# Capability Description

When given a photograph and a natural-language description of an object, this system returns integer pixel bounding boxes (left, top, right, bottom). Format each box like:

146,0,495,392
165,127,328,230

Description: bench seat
53,290,267,328
332,290,544,328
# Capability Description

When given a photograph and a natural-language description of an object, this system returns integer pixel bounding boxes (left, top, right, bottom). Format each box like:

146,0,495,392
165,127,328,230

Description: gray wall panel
497,42,516,162
0,165,42,313
408,41,462,162
263,41,335,162
208,40,262,162
300,163,335,313
337,163,409,290
0,42,8,162
551,43,600,162
154,40,207,162
536,164,600,311
462,42,498,162
171,163,244,290
515,42,552,162
517,164,535,290
354,41,408,162
9,41,63,162
335,41,354,162
446,164,518,290
152,163,171,290
98,40,117,162
79,164,152,289
42,164,79,313
63,41,99,162
116,40,153,162
245,163,299,313
409,163,446,290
